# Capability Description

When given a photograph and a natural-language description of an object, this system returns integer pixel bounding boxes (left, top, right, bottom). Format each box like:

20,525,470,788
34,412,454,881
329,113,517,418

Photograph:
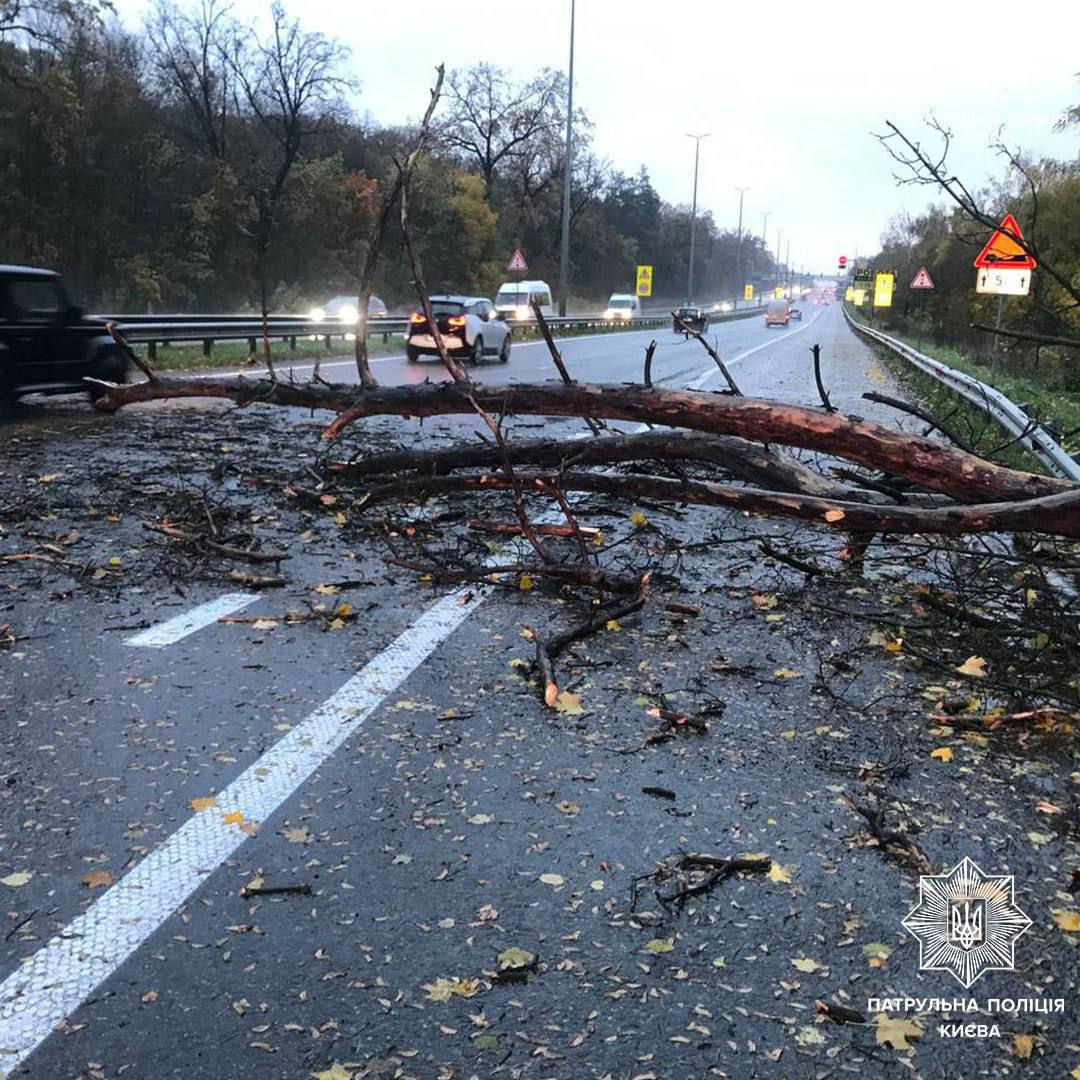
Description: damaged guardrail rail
844,307,1080,483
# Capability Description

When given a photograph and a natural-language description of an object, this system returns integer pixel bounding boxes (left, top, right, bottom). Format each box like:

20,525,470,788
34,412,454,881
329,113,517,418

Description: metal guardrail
844,308,1080,482
92,306,761,359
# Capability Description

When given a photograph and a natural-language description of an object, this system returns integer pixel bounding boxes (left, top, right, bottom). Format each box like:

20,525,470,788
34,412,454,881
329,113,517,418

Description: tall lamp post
733,186,749,305
685,132,710,304
557,0,575,316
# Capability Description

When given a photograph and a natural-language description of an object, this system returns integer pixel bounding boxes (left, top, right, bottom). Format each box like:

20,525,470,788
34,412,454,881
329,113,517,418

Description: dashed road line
124,592,258,647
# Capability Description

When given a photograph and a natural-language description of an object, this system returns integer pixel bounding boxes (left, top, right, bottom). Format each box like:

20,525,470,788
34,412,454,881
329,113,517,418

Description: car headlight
515,306,530,320
338,304,359,323
604,309,615,319
720,301,732,312
308,307,325,322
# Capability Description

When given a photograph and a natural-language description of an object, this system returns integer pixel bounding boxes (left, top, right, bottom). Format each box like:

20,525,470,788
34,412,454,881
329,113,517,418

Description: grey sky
116,0,1080,275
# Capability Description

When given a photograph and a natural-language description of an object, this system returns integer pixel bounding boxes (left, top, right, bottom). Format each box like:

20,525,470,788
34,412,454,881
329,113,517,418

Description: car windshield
428,301,465,316
609,299,634,309
496,289,528,305
8,277,64,314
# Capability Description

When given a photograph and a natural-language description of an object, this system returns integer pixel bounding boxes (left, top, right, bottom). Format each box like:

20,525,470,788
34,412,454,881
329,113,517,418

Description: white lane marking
0,587,489,1069
123,593,258,647
0,307,824,1069
690,309,821,388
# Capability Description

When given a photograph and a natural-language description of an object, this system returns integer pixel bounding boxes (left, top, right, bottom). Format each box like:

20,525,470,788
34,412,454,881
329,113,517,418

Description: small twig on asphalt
811,344,835,412
643,339,657,388
241,882,312,898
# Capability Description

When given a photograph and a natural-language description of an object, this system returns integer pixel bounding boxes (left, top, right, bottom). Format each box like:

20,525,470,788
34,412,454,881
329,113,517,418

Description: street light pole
557,0,575,316
685,132,709,304
776,229,782,287
733,186,748,305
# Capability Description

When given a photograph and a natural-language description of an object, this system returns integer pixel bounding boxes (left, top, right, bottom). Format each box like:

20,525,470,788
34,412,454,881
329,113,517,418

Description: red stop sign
838,255,848,267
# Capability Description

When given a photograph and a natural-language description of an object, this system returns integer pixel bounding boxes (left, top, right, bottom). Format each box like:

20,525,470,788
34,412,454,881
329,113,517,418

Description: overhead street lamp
733,186,749,305
557,0,575,316
685,132,710,304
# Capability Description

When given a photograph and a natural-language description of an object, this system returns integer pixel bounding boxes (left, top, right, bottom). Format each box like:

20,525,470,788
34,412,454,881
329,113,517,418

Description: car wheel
471,336,484,364
406,345,420,362
498,334,510,363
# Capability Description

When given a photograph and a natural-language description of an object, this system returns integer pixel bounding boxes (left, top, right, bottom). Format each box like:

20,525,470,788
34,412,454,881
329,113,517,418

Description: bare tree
226,2,352,355
145,0,232,160
440,63,564,190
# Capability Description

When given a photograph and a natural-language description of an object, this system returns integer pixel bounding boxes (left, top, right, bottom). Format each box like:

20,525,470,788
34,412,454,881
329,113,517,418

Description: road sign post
972,214,1037,375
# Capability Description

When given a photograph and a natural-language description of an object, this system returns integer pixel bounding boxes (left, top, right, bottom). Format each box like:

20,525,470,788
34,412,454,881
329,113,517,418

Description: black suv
0,265,127,414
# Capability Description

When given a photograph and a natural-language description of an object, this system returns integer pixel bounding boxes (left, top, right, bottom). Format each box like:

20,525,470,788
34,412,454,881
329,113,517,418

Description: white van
604,293,641,320
494,280,554,320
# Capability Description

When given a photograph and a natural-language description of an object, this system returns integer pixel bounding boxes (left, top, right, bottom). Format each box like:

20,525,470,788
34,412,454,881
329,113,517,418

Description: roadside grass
150,308,763,373
845,306,1080,475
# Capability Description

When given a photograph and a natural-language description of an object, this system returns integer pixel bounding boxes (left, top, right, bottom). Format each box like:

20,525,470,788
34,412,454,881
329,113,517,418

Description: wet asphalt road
2,306,1078,1079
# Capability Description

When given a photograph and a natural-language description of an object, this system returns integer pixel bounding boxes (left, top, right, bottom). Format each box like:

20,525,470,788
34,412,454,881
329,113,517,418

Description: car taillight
409,312,426,324
446,315,466,328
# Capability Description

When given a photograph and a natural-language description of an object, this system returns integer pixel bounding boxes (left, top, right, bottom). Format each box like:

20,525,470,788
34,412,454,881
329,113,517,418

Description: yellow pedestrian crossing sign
873,272,895,308
636,265,653,297
743,284,753,301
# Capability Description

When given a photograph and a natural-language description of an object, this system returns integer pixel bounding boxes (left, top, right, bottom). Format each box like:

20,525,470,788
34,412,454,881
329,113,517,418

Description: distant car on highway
308,295,387,323
673,305,707,334
494,280,553,320
788,303,803,321
765,300,790,328
604,293,641,320
407,295,511,364
0,264,128,414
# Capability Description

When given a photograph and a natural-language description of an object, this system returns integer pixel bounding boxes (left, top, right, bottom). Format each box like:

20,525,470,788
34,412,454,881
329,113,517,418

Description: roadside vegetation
0,0,776,315
861,109,1080,450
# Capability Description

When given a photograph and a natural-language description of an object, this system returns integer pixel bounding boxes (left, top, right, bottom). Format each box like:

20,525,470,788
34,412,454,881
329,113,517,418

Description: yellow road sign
873,272,894,308
845,286,855,302
636,265,653,297
774,286,785,300
853,289,866,306
743,284,753,301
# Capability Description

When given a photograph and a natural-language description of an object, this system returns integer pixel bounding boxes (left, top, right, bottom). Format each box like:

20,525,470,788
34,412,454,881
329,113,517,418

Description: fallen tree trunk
328,430,917,505
359,469,1080,538
94,377,1068,503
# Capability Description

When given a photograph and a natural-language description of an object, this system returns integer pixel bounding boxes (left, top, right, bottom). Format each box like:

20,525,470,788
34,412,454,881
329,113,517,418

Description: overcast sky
116,0,1080,277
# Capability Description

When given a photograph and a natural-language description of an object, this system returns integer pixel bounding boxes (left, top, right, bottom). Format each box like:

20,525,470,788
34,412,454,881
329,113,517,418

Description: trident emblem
949,900,984,950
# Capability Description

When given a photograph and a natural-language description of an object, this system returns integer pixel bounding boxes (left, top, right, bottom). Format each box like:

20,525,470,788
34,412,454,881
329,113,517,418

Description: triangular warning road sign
909,266,935,290
973,214,1036,269
507,248,529,273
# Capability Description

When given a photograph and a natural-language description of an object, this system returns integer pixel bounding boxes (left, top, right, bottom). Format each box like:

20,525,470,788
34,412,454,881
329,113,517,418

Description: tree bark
94,376,1070,503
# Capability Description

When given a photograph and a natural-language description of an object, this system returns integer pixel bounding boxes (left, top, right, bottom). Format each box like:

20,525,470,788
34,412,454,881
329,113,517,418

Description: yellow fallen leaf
333,602,353,618
630,510,647,528
790,957,823,973
497,947,536,970
82,870,113,889
467,814,494,825
518,574,534,591
1,871,33,887
955,655,987,678
767,863,795,884
605,619,620,631
108,556,123,567
556,801,580,816
35,473,59,484
312,584,339,595
315,1065,352,1080
190,796,217,812
538,873,565,887
222,811,245,826
642,938,675,955
1052,909,1080,932
423,977,481,1002
824,508,845,522
554,691,583,715
751,593,778,609
1011,1033,1035,1060
284,826,311,844
334,511,346,526
873,1013,923,1050
930,747,954,762
884,638,903,654
773,667,801,679
251,618,277,631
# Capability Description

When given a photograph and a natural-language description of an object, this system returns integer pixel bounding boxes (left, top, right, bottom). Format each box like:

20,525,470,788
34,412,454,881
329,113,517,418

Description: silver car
406,295,511,364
